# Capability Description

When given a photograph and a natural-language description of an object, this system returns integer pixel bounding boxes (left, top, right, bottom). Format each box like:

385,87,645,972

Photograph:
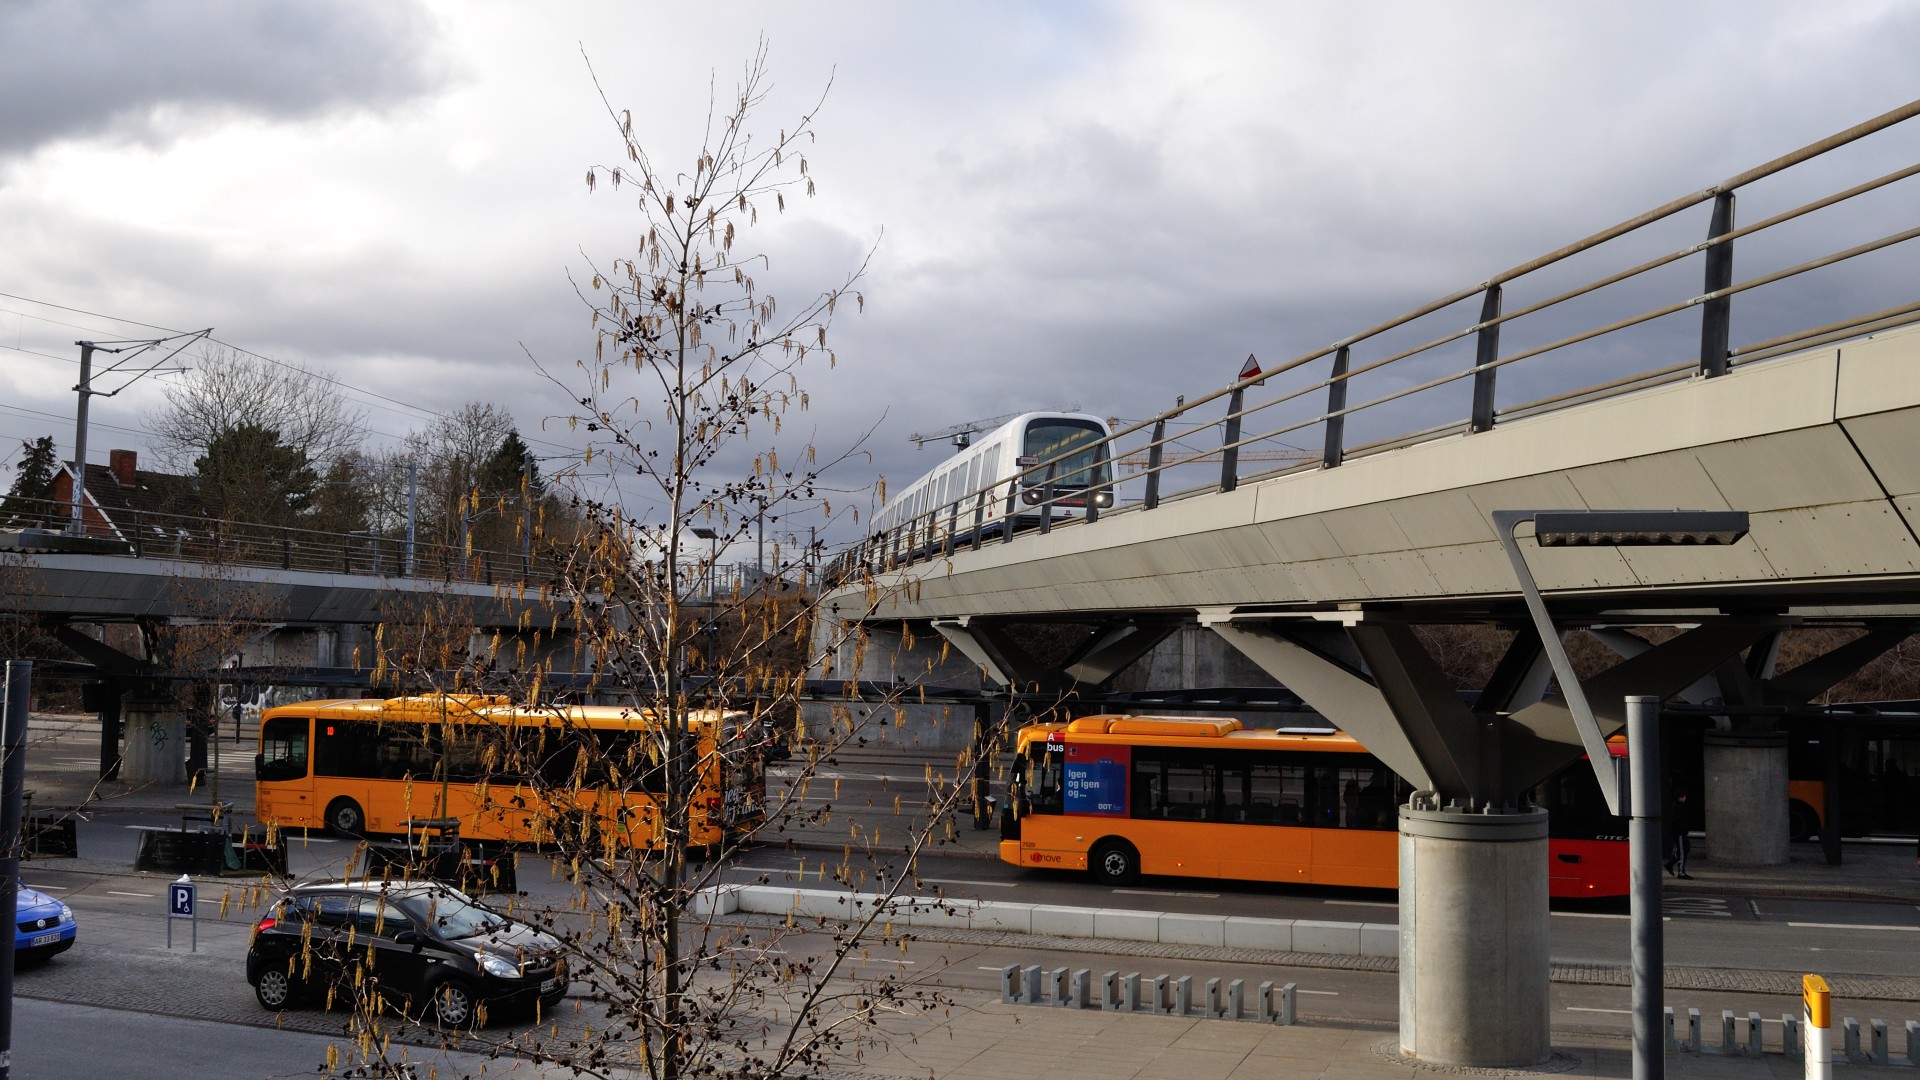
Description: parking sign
168,879,195,919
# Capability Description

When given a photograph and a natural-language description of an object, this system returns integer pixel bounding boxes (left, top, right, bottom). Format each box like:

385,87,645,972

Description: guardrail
832,98,1920,584
0,494,551,586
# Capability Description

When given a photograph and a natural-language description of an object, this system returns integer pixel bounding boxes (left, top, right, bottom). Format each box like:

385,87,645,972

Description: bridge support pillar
1702,731,1788,866
121,693,185,786
1399,802,1550,1067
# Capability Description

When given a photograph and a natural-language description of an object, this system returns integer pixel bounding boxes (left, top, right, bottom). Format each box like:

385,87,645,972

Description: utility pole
65,343,97,535
404,460,419,576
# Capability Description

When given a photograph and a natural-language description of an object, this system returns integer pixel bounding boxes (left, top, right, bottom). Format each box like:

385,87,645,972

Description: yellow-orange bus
999,715,1627,897
254,695,765,849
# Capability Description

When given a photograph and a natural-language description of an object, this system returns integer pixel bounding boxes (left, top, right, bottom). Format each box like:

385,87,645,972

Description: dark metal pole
1143,419,1166,510
1470,285,1503,433
1699,191,1737,377
66,343,95,536
1821,727,1843,866
97,681,121,781
1627,694,1664,1080
1220,387,1245,493
1323,346,1350,468
1,660,33,1080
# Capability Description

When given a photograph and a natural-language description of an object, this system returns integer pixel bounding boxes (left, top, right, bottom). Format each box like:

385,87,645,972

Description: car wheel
429,978,482,1029
1089,838,1140,886
255,967,299,1011
325,797,366,837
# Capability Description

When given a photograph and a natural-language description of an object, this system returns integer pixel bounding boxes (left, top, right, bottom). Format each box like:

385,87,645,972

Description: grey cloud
0,0,445,157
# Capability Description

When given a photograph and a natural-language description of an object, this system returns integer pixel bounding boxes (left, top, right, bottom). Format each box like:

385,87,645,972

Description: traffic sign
168,878,195,919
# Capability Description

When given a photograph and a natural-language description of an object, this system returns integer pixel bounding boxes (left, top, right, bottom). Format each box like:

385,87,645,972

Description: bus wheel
1788,800,1819,843
1089,839,1139,886
325,797,366,837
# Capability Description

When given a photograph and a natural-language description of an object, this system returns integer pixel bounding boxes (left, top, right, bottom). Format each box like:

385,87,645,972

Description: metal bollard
1784,1014,1801,1060
1000,964,1020,1003
1023,965,1042,1005
1687,1008,1703,1053
1278,982,1297,1026
1805,975,1832,1080
1228,979,1245,1021
1749,1012,1764,1056
1101,971,1120,1011
1151,975,1169,1014
1723,1010,1737,1054
1874,1020,1890,1066
1257,981,1275,1022
1663,1006,1676,1050
1206,977,1222,1018
1906,1020,1920,1067
1070,969,1090,1010
1845,1017,1863,1064
1122,973,1141,1013
1174,975,1193,1017
1048,967,1069,1008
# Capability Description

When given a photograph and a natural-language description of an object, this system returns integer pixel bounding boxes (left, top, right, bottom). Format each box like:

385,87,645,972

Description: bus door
255,714,313,825
717,714,767,833
1213,758,1313,881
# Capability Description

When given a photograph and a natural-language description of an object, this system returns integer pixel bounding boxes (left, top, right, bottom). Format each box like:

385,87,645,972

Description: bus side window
1031,747,1064,814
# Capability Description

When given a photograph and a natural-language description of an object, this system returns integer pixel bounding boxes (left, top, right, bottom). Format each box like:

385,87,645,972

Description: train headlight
1022,489,1041,504
1093,491,1113,507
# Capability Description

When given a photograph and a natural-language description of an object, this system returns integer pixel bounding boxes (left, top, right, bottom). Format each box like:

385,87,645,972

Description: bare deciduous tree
153,343,368,474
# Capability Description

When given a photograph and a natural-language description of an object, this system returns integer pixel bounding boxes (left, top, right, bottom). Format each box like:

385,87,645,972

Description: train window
1022,419,1109,487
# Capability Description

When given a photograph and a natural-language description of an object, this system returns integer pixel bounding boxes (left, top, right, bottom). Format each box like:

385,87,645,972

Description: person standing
1664,785,1693,879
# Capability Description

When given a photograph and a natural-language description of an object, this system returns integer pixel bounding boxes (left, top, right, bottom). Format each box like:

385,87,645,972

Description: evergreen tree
0,436,59,525
193,423,319,526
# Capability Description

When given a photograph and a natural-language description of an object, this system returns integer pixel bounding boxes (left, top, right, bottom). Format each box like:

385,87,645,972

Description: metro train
858,412,1114,569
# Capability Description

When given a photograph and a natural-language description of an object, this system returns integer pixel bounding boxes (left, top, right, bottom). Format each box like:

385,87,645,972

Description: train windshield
1021,418,1109,487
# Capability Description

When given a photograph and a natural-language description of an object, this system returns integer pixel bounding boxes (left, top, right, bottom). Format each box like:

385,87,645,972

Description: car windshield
394,887,505,940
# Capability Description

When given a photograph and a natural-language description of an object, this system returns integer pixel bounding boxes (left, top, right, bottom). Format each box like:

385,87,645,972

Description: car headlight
475,951,520,978
58,904,72,922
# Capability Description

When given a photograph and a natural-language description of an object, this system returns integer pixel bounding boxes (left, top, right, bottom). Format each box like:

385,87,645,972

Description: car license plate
540,977,560,992
29,932,59,947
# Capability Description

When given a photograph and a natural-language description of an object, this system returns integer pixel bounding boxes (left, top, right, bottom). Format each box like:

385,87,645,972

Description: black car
246,880,566,1027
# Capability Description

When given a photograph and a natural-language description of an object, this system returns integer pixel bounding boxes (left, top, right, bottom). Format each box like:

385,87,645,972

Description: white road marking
1111,889,1219,898
1787,922,1920,932
853,957,916,965
108,891,156,898
24,884,67,891
922,878,1018,889
1296,989,1339,996
1322,900,1395,909
1567,1007,1631,1015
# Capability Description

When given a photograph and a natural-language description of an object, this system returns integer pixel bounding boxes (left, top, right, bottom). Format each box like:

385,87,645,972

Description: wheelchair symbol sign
168,881,196,919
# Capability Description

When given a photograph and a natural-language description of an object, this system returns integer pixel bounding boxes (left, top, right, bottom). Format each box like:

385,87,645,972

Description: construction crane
909,404,1081,451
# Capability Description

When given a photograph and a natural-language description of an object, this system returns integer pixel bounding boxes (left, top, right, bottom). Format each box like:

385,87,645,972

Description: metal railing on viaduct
832,97,1920,580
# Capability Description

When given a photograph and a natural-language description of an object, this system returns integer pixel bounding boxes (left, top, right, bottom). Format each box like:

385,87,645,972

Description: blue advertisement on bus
1063,743,1130,816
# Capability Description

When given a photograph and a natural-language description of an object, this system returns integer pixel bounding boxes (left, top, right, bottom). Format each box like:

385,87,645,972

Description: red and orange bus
255,694,766,850
999,715,1627,898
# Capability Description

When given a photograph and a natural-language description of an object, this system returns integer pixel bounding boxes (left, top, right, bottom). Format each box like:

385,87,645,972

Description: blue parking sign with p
169,881,195,918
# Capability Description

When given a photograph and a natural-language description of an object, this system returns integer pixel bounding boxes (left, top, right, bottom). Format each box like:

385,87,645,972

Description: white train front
858,412,1114,570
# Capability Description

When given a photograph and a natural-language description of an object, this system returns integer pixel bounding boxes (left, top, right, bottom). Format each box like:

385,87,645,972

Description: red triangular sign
1239,354,1262,381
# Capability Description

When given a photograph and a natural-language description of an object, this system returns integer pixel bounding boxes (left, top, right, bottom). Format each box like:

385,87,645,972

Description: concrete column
121,694,185,785
1399,802,1550,1067
1702,730,1788,866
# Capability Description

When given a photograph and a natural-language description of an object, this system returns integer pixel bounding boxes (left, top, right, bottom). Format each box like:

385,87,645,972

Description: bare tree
269,45,1015,1080
152,343,368,474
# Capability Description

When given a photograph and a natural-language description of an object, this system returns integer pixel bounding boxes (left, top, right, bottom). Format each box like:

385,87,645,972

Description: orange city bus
255,695,766,850
999,715,1627,899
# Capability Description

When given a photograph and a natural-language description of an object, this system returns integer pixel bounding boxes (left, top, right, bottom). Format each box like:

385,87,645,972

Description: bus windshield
1021,419,1109,488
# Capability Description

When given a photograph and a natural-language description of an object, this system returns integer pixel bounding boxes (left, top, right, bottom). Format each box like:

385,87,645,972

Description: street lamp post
1494,508,1749,1080
690,527,718,601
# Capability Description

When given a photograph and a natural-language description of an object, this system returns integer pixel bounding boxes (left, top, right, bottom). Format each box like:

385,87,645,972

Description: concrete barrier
694,884,1398,957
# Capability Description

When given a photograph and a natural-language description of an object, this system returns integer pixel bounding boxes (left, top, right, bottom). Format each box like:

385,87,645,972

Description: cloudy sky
3,1,1916,548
